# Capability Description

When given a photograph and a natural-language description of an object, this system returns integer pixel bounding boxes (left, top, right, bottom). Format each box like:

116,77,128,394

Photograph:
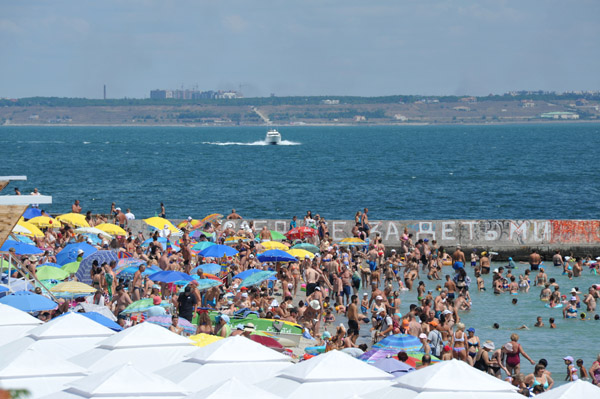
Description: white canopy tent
69,322,196,372
39,363,189,399
362,359,521,399
160,335,293,392
257,350,393,399
0,302,42,344
0,344,87,398
187,377,282,399
537,380,600,399
0,312,115,359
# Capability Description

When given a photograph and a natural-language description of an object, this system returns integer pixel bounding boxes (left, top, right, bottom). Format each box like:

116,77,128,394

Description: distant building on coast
321,99,340,105
150,89,242,100
540,111,579,120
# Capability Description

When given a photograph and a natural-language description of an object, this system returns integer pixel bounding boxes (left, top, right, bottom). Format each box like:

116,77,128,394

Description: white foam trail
83,141,91,144
202,140,300,146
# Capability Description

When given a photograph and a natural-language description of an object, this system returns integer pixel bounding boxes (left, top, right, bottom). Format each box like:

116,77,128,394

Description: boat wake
202,140,300,146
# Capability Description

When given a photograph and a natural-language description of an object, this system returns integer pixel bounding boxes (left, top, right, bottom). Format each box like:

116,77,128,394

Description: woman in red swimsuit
504,333,535,375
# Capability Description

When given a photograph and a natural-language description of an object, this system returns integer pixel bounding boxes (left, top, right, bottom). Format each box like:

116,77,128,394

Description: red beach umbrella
250,334,284,350
285,226,318,240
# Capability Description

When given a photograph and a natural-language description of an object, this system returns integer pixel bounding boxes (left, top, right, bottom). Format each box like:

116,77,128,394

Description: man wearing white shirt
125,208,135,220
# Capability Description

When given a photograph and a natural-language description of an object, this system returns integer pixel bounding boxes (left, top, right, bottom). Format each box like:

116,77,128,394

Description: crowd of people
4,204,600,396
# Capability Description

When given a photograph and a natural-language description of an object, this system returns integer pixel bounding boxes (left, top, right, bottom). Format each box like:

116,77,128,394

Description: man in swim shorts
529,249,541,271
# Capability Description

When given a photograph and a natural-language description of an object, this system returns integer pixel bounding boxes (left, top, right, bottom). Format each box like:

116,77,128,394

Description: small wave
83,141,91,144
202,140,300,146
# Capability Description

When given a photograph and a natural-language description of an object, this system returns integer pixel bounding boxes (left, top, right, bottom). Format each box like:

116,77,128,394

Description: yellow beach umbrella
338,237,367,246
189,333,223,347
17,221,45,238
28,216,62,228
224,236,250,246
56,213,90,228
177,219,200,228
143,217,180,234
95,223,127,236
50,281,96,294
260,241,288,251
287,248,315,259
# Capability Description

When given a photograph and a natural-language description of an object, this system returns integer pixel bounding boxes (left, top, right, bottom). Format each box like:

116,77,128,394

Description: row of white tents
1,303,598,398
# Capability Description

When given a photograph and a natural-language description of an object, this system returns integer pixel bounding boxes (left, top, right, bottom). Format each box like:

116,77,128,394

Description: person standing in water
159,202,166,218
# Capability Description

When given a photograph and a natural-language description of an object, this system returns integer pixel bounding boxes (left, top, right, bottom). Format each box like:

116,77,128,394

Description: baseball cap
419,333,427,339
375,295,383,300
314,286,321,291
467,327,475,333
220,314,230,323
363,292,368,296
152,296,161,305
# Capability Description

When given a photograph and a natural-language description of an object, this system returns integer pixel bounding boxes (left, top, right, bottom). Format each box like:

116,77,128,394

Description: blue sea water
1,123,600,219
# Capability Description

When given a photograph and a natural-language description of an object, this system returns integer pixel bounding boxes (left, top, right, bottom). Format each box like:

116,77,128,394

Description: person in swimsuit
504,333,535,375
451,322,467,361
589,353,600,385
466,327,480,364
525,364,554,391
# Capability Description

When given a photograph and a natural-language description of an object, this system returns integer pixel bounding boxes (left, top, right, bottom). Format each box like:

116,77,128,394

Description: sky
0,0,599,98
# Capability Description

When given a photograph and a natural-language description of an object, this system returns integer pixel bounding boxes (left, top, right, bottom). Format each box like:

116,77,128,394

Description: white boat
265,129,281,145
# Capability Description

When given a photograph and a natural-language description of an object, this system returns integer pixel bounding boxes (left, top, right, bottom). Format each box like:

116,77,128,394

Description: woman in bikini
466,327,480,365
451,322,468,361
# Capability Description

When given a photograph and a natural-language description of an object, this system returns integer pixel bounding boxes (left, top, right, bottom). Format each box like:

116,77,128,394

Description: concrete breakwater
130,219,600,260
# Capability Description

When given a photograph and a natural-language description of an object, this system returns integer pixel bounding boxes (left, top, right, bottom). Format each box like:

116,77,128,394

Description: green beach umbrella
192,242,215,252
120,298,172,314
269,231,287,241
36,266,69,281
291,243,320,254
61,261,81,275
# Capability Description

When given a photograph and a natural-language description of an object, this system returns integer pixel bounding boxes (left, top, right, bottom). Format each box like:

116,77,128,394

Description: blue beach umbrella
56,242,97,266
78,312,123,332
374,333,422,352
23,208,43,220
191,263,222,275
117,265,159,277
76,250,119,285
257,249,296,263
14,235,35,244
372,357,415,376
148,270,194,283
233,268,263,280
0,290,57,312
190,277,223,290
240,270,277,288
191,241,215,252
199,244,238,258
0,240,43,256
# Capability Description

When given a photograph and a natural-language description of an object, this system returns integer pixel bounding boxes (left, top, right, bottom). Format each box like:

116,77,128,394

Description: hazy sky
1,0,599,98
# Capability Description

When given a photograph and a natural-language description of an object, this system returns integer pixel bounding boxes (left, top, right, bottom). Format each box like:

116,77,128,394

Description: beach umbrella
268,230,287,241
249,334,284,350
117,265,158,277
61,261,81,275
359,348,400,363
50,281,96,297
28,215,62,228
372,357,415,377
240,271,277,288
0,303,43,345
59,311,123,332
191,278,223,291
189,377,282,399
141,236,179,251
22,207,43,220
95,223,127,236
0,278,33,292
287,248,315,259
76,250,119,284
74,226,113,239
199,244,239,258
0,290,57,312
36,266,69,281
0,239,43,255
149,270,194,283
12,223,32,236
257,249,297,263
56,212,90,227
143,216,182,235
191,263,222,275
195,213,223,227
339,237,367,246
146,315,196,335
291,242,320,253
536,379,600,399
73,302,118,321
233,269,263,280
120,298,172,314
37,262,61,268
191,241,215,251
56,242,97,265
401,352,441,368
177,218,200,228
260,241,289,251
18,221,45,237
285,226,318,240
13,234,36,245
189,333,223,347
374,333,422,351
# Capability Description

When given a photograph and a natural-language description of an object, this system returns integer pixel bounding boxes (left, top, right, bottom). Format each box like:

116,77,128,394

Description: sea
2,123,600,383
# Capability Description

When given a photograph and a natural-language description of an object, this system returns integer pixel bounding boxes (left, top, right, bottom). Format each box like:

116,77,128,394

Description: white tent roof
361,386,523,399
187,377,282,399
39,363,189,399
393,359,518,393
27,312,115,339
161,360,291,392
537,380,600,399
0,302,43,326
259,378,392,399
185,335,292,364
69,323,196,372
0,341,87,378
277,350,392,382
94,321,192,349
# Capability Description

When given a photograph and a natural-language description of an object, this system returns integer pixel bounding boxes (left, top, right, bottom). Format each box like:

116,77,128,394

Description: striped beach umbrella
374,333,422,352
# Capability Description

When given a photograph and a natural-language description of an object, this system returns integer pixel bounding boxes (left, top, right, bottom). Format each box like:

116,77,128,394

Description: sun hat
363,292,368,296
270,299,279,307
241,293,248,298
322,331,332,339
29,255,38,262
310,300,321,310
442,309,452,315
376,295,383,300
244,323,256,332
402,319,409,326
419,333,427,339
563,356,574,362
220,314,230,323
483,341,495,350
